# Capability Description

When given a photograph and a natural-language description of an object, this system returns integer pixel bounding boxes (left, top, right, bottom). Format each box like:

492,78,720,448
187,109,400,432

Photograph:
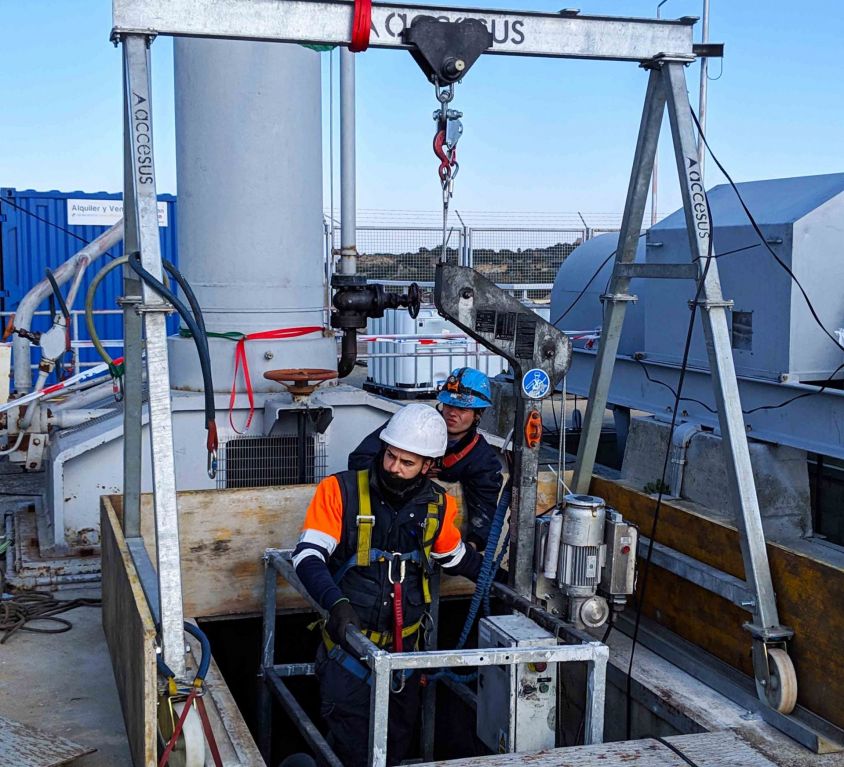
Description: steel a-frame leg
572,59,794,709
121,33,186,678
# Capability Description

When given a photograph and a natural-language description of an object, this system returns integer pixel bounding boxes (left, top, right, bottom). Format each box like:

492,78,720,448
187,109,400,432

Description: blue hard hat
437,367,492,409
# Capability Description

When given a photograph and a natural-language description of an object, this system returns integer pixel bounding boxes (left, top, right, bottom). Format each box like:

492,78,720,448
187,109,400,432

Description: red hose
349,0,372,52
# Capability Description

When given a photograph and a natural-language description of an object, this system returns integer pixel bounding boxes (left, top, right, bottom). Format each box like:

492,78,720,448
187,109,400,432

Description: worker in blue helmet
349,368,503,550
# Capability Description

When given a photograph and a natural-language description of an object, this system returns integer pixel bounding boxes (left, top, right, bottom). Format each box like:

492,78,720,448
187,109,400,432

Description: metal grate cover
216,434,326,490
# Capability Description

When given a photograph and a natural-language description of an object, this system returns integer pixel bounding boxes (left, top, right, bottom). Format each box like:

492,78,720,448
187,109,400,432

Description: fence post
466,227,473,269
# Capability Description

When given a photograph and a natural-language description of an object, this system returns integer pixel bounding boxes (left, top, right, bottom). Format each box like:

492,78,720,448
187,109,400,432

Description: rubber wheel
766,648,798,714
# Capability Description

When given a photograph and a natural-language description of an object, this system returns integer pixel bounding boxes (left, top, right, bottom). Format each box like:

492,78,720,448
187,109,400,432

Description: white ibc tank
365,307,510,395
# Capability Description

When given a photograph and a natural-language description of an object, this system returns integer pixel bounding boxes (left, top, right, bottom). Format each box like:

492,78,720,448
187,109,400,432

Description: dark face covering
375,450,427,507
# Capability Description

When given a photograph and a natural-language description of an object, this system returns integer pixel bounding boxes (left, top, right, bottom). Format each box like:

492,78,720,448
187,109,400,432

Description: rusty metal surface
0,715,94,766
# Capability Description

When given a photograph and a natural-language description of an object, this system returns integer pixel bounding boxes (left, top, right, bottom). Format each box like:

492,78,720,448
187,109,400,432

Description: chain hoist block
403,16,493,86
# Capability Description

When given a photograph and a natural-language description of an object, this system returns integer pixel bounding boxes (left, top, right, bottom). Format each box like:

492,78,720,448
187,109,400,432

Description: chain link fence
328,221,618,300
468,228,585,299
332,226,463,283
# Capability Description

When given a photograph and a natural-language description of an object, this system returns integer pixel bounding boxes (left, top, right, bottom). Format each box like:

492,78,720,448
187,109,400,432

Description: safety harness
324,470,443,680
441,432,480,469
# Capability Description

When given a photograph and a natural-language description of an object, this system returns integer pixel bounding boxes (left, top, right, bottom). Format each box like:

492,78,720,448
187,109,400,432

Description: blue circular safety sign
522,368,551,399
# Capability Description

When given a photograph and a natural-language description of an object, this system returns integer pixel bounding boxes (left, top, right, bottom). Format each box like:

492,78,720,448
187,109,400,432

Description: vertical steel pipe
339,48,357,276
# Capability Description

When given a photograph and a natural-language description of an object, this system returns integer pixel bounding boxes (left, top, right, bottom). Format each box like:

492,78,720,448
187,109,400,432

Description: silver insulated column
169,38,335,394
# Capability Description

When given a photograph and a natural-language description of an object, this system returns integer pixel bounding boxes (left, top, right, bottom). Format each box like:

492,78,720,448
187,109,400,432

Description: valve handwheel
407,282,421,319
263,368,338,396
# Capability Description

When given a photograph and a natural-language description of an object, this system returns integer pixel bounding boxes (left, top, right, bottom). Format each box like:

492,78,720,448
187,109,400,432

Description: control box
600,509,637,595
476,614,557,753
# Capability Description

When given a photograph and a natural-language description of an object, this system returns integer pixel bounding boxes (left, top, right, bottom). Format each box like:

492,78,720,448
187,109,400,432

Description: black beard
375,453,425,505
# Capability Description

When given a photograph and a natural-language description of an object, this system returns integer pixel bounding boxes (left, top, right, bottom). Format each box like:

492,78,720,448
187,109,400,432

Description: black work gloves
326,597,361,647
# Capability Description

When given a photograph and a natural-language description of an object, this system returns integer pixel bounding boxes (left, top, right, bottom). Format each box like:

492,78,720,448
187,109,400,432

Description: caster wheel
766,648,797,714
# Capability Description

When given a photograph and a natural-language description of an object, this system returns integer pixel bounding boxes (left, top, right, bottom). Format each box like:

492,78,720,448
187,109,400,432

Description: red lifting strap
229,326,324,434
392,580,404,653
349,0,372,52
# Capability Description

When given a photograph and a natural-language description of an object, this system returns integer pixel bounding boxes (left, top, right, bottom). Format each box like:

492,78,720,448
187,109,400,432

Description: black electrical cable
657,736,703,767
161,259,209,357
635,355,844,416
0,196,117,259
551,250,613,327
624,189,716,741
691,108,844,358
0,592,101,644
44,268,71,321
551,235,759,330
127,252,218,454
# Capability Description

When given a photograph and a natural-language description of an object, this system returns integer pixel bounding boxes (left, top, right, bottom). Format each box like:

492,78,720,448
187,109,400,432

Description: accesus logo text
374,13,525,46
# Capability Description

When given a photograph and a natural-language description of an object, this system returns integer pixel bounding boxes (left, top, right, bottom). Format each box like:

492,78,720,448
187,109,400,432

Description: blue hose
455,482,512,650
156,621,212,684
426,483,512,685
482,529,510,617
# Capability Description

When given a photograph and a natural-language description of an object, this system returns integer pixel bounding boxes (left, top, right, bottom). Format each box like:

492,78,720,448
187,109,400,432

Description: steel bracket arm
112,0,710,63
435,263,571,596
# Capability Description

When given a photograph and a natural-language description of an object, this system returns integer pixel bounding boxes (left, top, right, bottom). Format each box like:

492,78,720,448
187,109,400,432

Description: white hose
0,431,24,456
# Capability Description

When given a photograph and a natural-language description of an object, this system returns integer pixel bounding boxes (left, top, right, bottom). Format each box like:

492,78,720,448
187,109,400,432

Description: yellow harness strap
322,620,422,652
356,470,375,567
420,493,443,604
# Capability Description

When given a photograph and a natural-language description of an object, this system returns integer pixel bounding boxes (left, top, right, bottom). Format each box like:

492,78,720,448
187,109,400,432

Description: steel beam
265,671,345,767
122,34,186,678
572,66,666,493
614,262,698,280
339,48,357,274
662,61,781,640
121,49,143,539
112,0,697,62
637,534,756,610
564,349,844,461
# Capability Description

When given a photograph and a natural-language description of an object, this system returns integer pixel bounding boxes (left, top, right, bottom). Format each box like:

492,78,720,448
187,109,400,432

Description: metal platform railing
257,548,609,767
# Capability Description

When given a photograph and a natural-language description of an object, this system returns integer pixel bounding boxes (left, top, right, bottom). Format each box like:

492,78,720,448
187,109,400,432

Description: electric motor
557,494,607,598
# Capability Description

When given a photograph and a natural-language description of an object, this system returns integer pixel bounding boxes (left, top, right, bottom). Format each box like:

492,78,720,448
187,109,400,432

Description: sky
1,0,842,219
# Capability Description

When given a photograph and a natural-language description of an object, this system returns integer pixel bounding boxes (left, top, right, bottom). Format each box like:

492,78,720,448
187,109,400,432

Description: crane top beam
112,0,700,62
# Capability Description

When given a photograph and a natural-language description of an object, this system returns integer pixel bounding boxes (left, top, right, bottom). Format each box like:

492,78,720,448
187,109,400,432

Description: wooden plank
101,496,157,767
113,471,564,620
590,476,844,730
0,715,94,767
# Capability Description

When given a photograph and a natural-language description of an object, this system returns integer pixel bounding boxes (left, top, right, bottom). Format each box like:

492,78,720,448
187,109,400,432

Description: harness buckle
388,553,406,585
356,514,375,526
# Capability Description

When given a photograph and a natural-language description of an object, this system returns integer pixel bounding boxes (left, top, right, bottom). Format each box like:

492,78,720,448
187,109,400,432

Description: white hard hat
380,404,448,458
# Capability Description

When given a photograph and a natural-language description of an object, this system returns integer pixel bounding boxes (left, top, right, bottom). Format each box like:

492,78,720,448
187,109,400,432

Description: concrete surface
0,597,133,766
621,415,812,539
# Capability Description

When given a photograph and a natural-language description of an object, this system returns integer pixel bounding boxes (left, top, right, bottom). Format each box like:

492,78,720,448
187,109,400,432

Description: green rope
178,328,244,341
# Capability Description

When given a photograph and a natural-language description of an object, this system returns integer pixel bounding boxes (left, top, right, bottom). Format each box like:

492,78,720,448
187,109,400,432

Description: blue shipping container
0,188,179,383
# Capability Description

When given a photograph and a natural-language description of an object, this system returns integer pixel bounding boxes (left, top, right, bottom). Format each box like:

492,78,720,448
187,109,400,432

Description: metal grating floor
418,732,779,767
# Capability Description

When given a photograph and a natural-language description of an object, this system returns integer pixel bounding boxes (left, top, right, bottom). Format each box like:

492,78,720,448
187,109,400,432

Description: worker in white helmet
293,404,483,767
350,367,503,551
